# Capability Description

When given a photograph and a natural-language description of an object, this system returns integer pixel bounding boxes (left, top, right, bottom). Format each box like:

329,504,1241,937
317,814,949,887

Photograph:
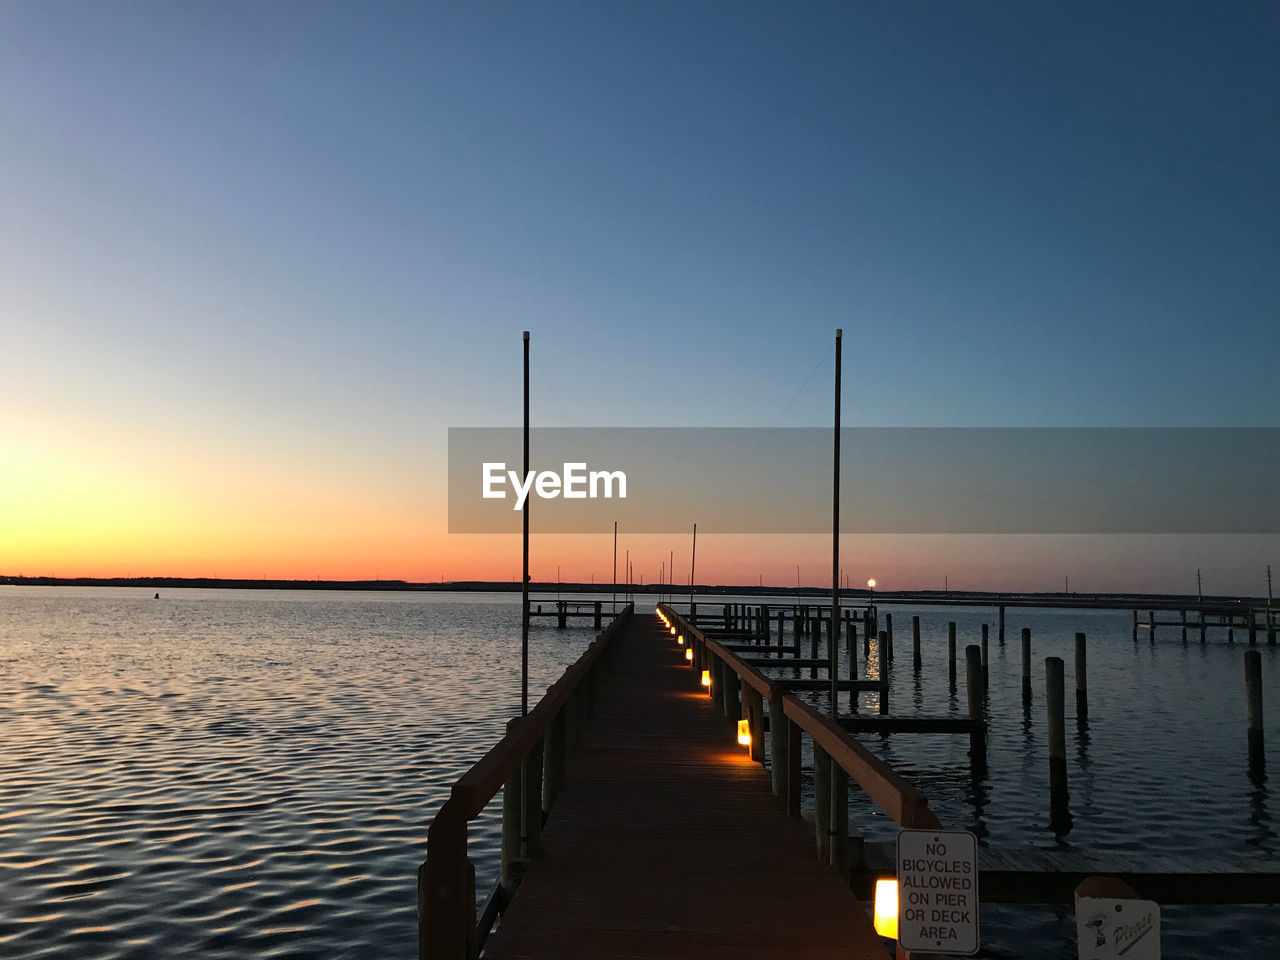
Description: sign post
897,828,980,955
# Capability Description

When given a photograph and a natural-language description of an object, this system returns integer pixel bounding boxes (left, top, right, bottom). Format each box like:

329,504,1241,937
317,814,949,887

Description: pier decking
482,613,885,959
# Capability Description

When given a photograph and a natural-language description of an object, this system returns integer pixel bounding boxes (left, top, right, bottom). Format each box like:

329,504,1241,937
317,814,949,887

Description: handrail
659,603,941,831
419,603,634,959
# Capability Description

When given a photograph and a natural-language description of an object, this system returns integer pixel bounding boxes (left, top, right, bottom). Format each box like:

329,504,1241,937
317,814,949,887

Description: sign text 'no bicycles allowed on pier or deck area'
897,828,979,955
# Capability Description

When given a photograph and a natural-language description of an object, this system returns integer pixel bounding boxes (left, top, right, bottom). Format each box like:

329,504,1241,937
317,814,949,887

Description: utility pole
521,331,530,717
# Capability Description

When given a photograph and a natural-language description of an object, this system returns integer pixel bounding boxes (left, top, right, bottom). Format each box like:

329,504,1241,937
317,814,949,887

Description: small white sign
1075,898,1161,960
896,828,980,955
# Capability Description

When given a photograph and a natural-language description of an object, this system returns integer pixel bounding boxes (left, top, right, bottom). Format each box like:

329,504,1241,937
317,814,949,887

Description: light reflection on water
1,588,1278,958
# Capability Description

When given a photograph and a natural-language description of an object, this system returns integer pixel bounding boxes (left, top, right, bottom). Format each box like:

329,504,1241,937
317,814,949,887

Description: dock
419,603,1276,959
419,604,944,958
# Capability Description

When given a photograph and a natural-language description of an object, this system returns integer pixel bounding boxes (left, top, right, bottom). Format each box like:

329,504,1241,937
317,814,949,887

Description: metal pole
521,331,530,717
688,523,697,615
830,328,842,718
612,521,617,614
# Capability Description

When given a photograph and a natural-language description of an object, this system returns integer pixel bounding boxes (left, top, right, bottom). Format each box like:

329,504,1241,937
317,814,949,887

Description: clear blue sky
2,2,1277,589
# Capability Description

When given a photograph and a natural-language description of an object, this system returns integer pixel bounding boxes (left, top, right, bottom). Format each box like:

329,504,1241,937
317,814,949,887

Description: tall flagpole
521,331,530,717
830,329,842,718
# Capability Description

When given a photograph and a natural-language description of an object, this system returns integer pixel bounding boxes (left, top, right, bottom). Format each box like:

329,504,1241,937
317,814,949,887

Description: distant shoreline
0,574,1268,606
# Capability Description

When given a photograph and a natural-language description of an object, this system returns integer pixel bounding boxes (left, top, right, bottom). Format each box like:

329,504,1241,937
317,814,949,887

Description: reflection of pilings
966,645,986,772
947,621,957,691
1021,627,1032,702
1046,656,1072,834
912,615,921,671
980,623,989,693
1246,650,1265,780
846,622,857,711
1075,632,1088,724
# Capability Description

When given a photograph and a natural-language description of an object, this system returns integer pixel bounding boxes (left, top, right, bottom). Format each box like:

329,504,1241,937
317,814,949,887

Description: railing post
831,765,850,879
786,716,802,816
543,706,567,810
723,664,740,721
419,800,476,960
523,739,545,860
814,743,831,863
744,684,764,763
769,692,788,797
500,720,524,896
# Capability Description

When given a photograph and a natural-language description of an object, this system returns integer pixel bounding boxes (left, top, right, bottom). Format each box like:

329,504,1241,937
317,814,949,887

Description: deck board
483,614,887,959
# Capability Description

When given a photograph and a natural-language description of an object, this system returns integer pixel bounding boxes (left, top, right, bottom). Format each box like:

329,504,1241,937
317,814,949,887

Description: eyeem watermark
482,462,627,511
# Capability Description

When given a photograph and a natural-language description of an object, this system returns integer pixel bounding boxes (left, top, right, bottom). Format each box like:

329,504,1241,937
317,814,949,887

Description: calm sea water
0,587,1276,958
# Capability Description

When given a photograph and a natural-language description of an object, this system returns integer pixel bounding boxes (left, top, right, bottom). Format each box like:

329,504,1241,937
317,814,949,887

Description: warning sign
896,829,980,955
1075,897,1160,960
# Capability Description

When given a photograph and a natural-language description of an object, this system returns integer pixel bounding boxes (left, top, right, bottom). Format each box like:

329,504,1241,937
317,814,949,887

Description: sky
1,2,1277,593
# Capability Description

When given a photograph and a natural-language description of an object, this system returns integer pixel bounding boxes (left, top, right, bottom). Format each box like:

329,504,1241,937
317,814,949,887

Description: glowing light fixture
677,634,684,645
701,669,711,688
873,879,898,939
867,578,877,589
685,648,693,662
737,719,751,747
670,627,677,635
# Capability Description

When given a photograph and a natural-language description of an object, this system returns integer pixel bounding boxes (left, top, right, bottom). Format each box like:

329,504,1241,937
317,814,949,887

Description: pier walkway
482,612,885,960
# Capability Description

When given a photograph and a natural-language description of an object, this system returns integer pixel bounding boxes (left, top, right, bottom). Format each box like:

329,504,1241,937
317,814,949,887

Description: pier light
685,648,693,662
737,719,751,747
701,669,711,689
873,878,898,939
677,634,684,645
867,579,877,589
671,626,677,635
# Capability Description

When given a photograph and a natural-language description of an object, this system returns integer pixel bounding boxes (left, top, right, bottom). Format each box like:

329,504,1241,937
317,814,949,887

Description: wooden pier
419,605,944,959
420,604,1276,959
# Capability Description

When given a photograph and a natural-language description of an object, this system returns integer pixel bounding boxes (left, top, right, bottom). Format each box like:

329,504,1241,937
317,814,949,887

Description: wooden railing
659,603,942,855
417,604,633,960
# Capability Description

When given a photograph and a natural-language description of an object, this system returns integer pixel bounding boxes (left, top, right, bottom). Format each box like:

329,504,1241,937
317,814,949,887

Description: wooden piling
885,613,894,659
786,716,802,817
1149,610,1155,644
1074,632,1088,724
998,604,1005,645
594,601,602,629
966,644,986,769
883,624,893,662
792,610,802,658
1180,608,1187,642
1047,656,1070,829
947,621,957,689
1200,611,1207,644
543,706,567,809
1246,649,1265,775
810,614,820,678
912,615,922,671
879,630,890,667
1132,609,1139,642
1250,610,1258,646
1021,627,1033,702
